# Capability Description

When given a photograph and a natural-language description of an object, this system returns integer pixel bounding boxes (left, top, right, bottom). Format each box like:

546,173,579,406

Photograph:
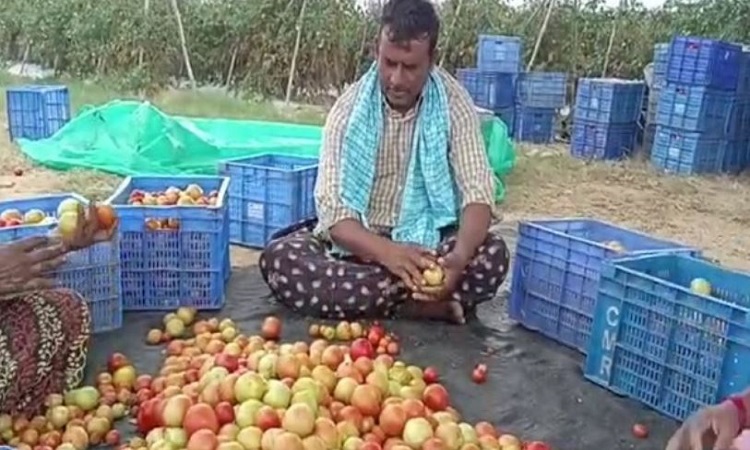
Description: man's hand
413,248,471,302
378,242,437,292
665,401,740,450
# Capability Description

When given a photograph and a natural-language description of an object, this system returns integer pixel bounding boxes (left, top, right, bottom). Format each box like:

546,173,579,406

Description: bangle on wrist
728,396,747,428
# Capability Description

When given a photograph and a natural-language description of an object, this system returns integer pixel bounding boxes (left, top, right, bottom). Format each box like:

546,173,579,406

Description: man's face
376,26,433,112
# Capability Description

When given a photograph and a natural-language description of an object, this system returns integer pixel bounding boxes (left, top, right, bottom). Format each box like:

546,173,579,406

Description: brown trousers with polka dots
259,220,510,319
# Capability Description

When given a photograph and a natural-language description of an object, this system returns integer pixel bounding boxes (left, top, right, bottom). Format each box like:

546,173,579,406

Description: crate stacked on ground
508,219,699,353
106,176,230,310
730,47,750,172
570,78,646,160
218,154,318,248
0,194,121,333
457,35,523,134
6,85,71,141
643,43,670,154
652,36,745,175
514,72,567,143
584,253,750,421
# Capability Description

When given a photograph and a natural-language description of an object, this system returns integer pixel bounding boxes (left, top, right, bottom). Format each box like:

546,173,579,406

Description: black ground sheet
89,280,679,448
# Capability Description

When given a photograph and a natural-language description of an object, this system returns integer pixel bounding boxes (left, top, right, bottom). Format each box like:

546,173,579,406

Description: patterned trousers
259,220,510,319
0,289,90,416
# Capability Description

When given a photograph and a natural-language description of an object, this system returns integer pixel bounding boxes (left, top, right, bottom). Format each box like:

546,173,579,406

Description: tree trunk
170,0,196,90
285,0,308,104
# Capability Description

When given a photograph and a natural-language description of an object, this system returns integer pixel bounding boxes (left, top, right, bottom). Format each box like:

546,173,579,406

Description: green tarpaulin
17,100,516,201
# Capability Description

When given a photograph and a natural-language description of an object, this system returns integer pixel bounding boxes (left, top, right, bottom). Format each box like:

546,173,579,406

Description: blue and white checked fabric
339,63,457,250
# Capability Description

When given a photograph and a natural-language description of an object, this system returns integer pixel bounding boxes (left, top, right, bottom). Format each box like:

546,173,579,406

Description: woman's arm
665,391,750,449
0,235,66,296
0,203,117,298
731,388,750,428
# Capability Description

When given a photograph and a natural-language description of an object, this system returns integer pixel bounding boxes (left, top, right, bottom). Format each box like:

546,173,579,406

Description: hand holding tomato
379,242,437,292
414,249,471,302
62,203,119,251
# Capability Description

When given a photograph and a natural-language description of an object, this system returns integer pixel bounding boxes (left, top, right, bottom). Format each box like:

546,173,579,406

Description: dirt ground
2,124,749,271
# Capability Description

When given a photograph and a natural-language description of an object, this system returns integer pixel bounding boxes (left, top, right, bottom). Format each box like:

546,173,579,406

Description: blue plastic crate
514,107,555,143
651,125,725,175
646,86,661,124
739,50,750,97
457,69,516,110
655,83,735,135
516,72,567,108
574,78,645,124
509,219,699,353
729,100,750,138
570,120,637,160
218,154,317,248
584,253,750,421
653,43,669,81
105,176,230,311
721,139,748,174
477,35,523,73
6,85,70,141
0,193,121,333
495,106,516,136
667,36,743,91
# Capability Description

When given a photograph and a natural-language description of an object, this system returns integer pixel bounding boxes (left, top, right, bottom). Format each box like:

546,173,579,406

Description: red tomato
367,323,386,345
183,403,220,436
136,388,153,405
136,398,162,434
215,402,235,425
472,364,488,384
632,423,649,439
367,329,383,346
423,367,439,384
525,441,551,450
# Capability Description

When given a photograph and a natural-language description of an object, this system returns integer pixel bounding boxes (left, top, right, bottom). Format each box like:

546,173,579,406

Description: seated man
259,0,510,323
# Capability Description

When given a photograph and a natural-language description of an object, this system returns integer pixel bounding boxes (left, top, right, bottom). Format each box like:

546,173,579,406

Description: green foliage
1,0,748,99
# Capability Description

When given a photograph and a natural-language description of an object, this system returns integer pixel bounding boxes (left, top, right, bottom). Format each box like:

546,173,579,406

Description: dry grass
1,73,749,271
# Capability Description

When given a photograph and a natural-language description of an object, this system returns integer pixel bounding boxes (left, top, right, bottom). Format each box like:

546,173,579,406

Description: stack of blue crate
643,43,669,154
514,72,567,143
728,46,750,173
457,35,523,135
652,36,744,175
570,78,645,160
6,85,71,141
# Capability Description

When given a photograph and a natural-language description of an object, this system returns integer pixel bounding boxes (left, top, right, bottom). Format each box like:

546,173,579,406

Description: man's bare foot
399,300,465,324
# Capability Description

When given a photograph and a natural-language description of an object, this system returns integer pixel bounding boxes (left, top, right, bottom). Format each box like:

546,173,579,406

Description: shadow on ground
88,269,678,449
